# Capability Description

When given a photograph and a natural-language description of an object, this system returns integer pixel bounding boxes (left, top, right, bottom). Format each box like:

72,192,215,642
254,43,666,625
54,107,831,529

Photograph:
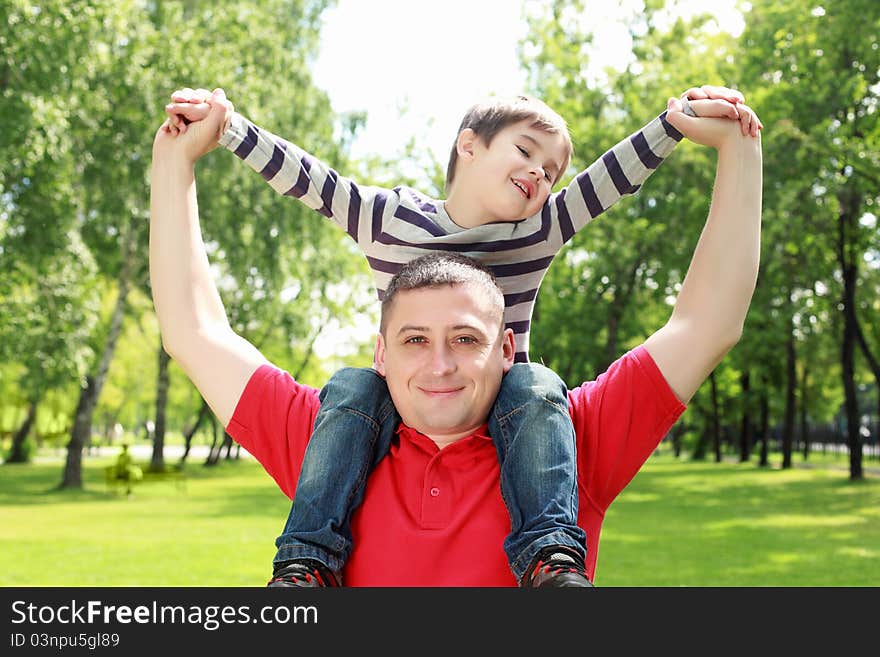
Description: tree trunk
758,387,769,467
692,425,708,461
205,415,222,466
708,372,721,462
180,398,210,466
837,192,863,480
7,399,38,463
60,266,130,489
150,341,171,473
739,371,752,463
853,310,880,461
800,363,810,461
223,433,236,460
781,327,797,469
600,255,643,373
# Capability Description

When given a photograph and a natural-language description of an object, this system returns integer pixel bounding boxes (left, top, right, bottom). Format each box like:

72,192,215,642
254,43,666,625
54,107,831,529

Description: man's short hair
380,253,505,335
445,95,573,191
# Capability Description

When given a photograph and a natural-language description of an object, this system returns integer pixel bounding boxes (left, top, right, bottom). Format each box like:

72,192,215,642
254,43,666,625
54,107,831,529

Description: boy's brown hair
445,95,573,191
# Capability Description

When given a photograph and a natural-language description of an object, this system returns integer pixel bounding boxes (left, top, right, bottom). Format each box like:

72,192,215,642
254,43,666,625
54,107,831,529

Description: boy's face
467,120,568,222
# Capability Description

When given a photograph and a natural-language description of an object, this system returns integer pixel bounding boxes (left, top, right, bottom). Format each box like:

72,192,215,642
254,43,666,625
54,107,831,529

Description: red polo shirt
226,346,685,586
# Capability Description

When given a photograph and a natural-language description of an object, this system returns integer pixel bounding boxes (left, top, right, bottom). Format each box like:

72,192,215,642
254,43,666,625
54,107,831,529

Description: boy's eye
544,170,552,182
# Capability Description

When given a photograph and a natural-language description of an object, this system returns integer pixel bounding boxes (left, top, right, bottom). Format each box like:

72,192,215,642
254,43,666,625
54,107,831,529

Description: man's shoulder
229,363,321,428
568,346,678,415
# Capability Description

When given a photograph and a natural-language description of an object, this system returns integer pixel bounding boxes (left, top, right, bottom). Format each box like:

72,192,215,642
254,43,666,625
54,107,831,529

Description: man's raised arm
149,88,266,426
644,97,763,404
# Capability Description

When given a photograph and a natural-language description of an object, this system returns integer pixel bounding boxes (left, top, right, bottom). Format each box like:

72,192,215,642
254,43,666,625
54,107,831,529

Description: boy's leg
489,362,589,585
271,367,398,582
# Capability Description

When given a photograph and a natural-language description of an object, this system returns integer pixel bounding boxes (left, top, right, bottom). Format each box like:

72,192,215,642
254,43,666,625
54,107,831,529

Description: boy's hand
679,85,763,137
164,87,231,136
154,88,233,164
664,96,762,149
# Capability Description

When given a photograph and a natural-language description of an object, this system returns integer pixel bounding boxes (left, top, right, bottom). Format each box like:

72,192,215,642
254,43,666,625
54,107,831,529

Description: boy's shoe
267,559,341,588
521,547,594,588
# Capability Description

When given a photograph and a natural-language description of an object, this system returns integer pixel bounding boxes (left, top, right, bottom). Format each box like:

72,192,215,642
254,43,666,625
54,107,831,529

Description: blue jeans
273,363,586,582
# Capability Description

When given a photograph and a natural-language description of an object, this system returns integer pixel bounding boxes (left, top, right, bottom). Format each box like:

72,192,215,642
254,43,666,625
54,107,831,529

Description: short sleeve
568,346,686,513
225,364,321,499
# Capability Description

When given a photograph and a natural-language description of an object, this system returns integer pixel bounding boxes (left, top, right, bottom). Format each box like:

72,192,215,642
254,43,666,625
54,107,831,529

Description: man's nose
429,344,456,376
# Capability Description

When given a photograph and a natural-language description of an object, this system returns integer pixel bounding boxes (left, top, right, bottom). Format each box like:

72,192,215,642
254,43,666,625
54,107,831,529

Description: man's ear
501,328,516,373
456,128,478,162
374,334,387,376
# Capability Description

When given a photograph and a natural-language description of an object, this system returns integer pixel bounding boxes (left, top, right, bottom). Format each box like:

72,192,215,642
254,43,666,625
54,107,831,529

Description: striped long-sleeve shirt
219,111,683,362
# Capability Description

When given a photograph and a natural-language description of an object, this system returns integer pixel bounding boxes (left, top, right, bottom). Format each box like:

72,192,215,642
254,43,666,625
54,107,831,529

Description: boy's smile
445,119,569,228
512,177,535,199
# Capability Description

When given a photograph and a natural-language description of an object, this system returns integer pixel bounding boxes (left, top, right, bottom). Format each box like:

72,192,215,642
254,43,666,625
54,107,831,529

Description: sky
307,0,744,360
311,0,744,166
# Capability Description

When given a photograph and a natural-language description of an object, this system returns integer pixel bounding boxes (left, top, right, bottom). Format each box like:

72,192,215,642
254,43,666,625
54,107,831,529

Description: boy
164,85,757,587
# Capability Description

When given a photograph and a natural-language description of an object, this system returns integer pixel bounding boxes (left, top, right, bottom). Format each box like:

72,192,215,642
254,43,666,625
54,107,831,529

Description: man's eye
455,336,478,344
404,336,426,344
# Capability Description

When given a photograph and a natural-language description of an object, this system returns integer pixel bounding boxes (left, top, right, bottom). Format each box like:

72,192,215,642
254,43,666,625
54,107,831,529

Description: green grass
1,451,877,586
598,455,880,586
0,455,289,586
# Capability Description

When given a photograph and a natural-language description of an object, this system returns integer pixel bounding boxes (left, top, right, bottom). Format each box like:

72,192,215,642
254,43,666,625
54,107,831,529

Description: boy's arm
550,85,755,243
643,97,763,403
150,89,267,427
165,88,382,242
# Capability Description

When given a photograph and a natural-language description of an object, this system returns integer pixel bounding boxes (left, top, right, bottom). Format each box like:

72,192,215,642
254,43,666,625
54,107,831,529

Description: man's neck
405,423,488,450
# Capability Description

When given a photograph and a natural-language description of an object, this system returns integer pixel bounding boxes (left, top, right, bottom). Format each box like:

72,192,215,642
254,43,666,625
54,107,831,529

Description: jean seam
494,396,568,424
316,407,380,432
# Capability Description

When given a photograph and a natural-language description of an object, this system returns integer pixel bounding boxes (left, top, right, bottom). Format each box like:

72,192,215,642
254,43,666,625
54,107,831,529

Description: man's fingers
164,101,212,133
701,85,745,104
737,104,763,137
682,86,709,100
683,85,745,105
159,118,180,137
738,108,752,135
170,87,195,102
169,87,212,104
687,98,740,120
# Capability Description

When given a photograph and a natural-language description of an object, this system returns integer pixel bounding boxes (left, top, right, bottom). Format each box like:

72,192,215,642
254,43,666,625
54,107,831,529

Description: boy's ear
456,128,478,162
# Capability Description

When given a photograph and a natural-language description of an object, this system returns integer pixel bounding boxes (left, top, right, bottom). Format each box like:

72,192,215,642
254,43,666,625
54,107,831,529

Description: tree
740,0,880,479
3,0,379,486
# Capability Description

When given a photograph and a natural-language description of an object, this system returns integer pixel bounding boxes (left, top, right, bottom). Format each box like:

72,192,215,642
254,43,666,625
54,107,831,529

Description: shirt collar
396,422,493,447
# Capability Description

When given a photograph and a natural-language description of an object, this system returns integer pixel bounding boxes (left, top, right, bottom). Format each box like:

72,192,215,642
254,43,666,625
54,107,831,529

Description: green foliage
1,0,383,450
2,0,880,471
523,0,880,455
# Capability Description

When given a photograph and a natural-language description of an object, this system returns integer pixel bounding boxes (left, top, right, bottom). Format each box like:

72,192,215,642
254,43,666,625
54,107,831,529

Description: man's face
374,283,515,447
468,120,568,222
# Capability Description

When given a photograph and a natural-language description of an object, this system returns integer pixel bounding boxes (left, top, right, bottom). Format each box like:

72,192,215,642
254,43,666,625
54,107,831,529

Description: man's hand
664,95,763,148
163,87,232,136
678,84,763,137
154,88,233,164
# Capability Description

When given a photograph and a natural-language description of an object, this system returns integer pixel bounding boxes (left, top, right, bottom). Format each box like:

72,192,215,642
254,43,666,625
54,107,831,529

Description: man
149,92,762,586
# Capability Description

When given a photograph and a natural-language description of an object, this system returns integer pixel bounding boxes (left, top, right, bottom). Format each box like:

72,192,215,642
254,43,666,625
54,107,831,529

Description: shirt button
430,487,440,497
